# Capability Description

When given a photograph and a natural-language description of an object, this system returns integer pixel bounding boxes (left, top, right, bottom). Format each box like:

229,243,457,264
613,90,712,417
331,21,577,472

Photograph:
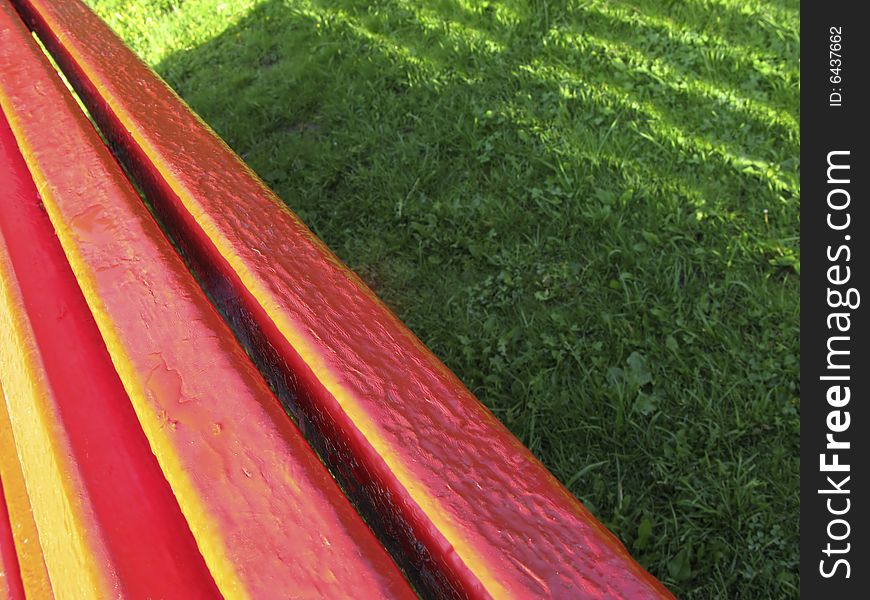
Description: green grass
84,0,800,597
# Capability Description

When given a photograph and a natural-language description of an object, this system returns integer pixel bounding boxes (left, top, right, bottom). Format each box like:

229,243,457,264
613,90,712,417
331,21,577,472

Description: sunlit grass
86,0,800,597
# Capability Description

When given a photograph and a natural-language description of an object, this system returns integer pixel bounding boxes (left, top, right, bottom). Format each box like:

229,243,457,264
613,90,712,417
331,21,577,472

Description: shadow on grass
154,1,799,597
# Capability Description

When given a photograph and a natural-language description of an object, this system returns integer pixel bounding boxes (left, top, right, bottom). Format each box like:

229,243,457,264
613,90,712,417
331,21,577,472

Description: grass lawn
84,0,800,596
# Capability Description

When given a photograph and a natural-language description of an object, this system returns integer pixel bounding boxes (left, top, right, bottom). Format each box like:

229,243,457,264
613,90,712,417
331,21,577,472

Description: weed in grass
85,0,800,597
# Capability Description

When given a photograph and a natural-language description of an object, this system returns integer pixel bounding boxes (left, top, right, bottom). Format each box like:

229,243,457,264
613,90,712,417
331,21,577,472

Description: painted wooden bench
0,0,673,597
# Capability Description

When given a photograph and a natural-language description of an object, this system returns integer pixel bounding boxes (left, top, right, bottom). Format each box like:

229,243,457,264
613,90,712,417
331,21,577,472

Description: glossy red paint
0,386,52,599
0,105,221,597
0,476,25,600
0,4,414,598
12,1,675,597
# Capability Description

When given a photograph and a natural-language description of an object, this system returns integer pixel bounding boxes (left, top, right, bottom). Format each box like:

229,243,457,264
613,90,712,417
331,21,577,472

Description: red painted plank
0,383,52,599
0,3,415,598
0,102,221,598
11,0,674,597
0,474,25,600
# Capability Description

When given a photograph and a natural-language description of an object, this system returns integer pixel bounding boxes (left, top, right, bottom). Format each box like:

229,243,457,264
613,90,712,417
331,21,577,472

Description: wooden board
9,0,674,597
